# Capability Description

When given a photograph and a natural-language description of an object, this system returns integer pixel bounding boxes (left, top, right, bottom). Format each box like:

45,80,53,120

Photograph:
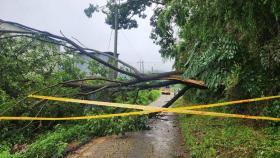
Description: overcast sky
0,0,174,72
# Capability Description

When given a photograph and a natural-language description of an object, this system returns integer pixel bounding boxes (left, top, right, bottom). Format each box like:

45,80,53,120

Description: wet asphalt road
67,95,188,158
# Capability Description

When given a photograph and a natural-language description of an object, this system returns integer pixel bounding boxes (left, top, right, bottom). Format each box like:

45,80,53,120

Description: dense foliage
0,37,160,157
84,0,155,29
153,0,280,119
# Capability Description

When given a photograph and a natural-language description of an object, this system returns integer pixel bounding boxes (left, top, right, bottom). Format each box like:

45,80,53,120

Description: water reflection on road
67,94,188,158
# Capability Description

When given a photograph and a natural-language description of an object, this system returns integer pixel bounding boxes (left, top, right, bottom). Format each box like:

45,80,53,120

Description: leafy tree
160,1,280,118
85,0,280,118
0,34,161,157
84,0,159,29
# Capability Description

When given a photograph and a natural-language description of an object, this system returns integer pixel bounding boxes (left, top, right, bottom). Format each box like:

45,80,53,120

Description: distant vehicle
160,86,171,95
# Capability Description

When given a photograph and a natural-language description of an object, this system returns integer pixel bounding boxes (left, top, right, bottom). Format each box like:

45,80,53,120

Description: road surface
67,95,188,158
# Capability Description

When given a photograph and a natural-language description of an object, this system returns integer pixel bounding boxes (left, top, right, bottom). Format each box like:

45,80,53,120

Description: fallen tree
0,19,207,109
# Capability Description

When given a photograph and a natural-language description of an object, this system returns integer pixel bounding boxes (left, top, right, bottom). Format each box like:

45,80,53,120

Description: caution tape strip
0,110,160,121
29,95,162,111
1,94,280,121
1,109,279,121
177,110,280,121
174,95,280,110
28,94,280,112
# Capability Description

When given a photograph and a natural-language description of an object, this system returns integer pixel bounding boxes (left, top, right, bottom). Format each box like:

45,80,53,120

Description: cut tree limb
162,86,191,108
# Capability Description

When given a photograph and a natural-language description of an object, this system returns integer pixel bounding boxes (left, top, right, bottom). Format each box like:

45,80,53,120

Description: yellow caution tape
0,110,160,121
1,94,279,121
29,94,280,112
174,95,280,110
177,110,280,121
29,95,162,111
1,109,279,121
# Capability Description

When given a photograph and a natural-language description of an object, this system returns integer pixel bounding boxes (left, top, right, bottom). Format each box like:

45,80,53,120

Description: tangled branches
0,19,206,108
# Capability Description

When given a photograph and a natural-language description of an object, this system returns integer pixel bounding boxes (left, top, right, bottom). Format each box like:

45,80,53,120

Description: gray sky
0,0,173,72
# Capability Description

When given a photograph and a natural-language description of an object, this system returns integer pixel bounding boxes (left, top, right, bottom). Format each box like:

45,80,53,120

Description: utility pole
138,60,141,73
138,59,143,73
142,60,144,73
113,0,119,79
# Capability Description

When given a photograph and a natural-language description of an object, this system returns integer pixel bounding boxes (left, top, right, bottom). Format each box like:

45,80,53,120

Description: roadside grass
173,98,280,158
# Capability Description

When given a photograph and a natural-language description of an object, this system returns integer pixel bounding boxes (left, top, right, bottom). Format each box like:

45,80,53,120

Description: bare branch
0,19,207,104
149,86,191,118
0,19,141,78
64,71,182,91
0,33,141,75
78,86,109,96
162,86,191,108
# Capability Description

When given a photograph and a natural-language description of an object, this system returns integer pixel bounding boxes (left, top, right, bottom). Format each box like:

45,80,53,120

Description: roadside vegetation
146,1,280,157
123,0,280,156
174,98,280,157
0,37,160,157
